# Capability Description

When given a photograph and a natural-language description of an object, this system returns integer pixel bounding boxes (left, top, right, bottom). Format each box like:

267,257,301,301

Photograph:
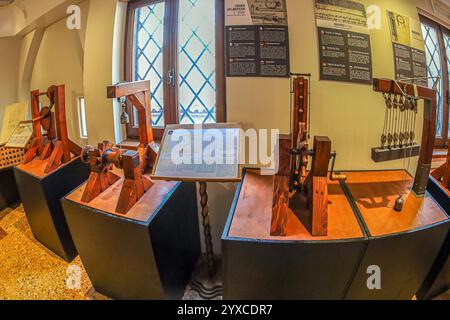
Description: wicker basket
0,146,25,169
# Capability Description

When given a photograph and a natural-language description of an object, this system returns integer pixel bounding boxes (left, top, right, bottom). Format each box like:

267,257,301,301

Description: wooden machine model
23,85,81,173
271,75,346,237
371,78,437,211
430,139,450,196
80,80,157,214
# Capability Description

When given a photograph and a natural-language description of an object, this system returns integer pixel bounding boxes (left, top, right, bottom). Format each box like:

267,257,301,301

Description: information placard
152,123,242,182
5,123,33,149
387,11,427,87
315,0,373,84
225,0,290,78
0,102,28,145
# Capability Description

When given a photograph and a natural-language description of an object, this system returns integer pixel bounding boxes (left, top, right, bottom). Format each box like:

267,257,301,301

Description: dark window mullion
165,0,179,126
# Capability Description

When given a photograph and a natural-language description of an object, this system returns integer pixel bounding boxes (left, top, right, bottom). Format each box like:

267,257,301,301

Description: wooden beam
107,80,151,98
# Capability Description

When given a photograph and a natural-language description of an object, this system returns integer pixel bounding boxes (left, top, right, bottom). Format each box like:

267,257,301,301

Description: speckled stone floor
0,204,447,300
0,204,215,300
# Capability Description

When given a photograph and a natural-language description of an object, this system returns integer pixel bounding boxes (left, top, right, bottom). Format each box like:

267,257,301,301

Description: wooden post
116,150,153,214
107,80,157,172
271,136,292,236
309,136,331,236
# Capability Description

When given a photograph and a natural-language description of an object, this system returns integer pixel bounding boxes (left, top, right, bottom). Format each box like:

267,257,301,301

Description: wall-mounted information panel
315,0,373,84
387,11,427,86
225,0,290,77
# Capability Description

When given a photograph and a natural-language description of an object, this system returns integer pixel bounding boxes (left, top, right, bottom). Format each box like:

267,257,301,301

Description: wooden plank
344,170,448,237
228,170,363,241
53,85,71,163
311,136,331,177
311,176,328,236
66,168,177,223
107,80,150,98
271,137,291,236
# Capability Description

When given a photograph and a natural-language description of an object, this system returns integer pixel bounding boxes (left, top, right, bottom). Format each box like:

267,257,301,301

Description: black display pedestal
14,157,90,262
415,177,450,300
343,171,450,300
222,170,367,300
0,166,20,211
62,181,200,300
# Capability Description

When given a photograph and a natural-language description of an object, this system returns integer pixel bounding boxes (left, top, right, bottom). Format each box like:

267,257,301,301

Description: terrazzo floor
0,204,208,300
0,204,448,300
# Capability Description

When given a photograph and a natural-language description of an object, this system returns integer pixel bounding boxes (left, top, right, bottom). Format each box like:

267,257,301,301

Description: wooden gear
271,76,346,237
23,85,81,173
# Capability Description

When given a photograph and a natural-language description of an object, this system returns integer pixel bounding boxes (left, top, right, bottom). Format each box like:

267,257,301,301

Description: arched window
125,0,226,140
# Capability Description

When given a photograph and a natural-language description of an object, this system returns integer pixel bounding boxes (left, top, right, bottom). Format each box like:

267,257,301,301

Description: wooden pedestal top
344,171,448,237
65,168,178,223
227,170,364,242
16,156,79,179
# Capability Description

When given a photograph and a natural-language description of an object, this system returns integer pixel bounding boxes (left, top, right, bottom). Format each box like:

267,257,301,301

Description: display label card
0,102,28,145
315,0,373,84
5,123,33,149
152,124,242,182
225,0,290,78
387,11,427,87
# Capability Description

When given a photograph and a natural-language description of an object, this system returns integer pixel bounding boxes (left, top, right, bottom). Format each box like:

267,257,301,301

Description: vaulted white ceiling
0,0,76,37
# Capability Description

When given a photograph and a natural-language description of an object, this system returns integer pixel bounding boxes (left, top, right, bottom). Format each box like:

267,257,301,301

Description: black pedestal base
62,181,201,300
190,257,223,300
417,177,450,300
0,167,20,211
14,158,90,262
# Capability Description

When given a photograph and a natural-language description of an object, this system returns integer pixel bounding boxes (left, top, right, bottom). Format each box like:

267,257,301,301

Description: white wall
29,17,85,146
0,37,22,123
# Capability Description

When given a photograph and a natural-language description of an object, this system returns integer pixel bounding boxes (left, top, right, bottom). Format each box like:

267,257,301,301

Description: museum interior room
1,0,450,301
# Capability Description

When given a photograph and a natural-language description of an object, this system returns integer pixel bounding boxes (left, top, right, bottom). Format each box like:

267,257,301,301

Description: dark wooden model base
415,177,450,299
0,166,20,211
223,170,450,300
62,177,200,300
343,171,449,299
14,157,90,261
222,170,367,300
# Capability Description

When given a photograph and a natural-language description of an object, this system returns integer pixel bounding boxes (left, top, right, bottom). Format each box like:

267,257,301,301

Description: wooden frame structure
372,78,438,195
80,80,156,214
431,138,450,192
271,76,345,237
23,85,81,173
107,80,158,172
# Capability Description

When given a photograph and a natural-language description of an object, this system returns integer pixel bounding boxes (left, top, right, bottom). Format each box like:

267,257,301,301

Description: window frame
125,0,226,141
77,96,88,140
420,15,450,148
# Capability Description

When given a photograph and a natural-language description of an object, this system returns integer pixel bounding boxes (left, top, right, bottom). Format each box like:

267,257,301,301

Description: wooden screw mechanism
80,80,157,214
271,76,346,237
80,142,153,214
23,85,81,173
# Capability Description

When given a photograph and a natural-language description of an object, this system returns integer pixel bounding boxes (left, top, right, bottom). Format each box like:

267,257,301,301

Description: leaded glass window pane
134,2,165,128
421,22,444,137
444,33,450,137
178,0,217,125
